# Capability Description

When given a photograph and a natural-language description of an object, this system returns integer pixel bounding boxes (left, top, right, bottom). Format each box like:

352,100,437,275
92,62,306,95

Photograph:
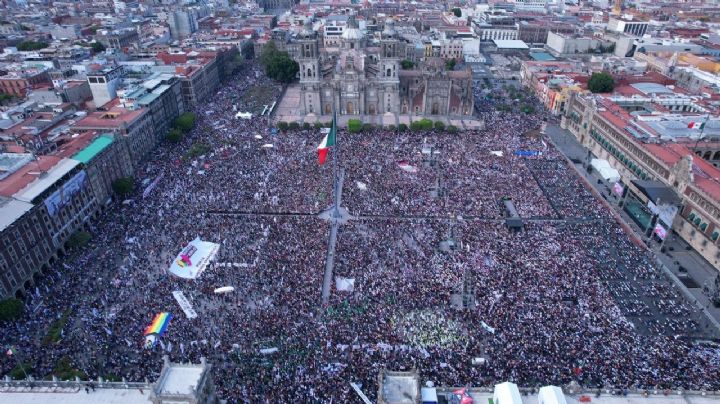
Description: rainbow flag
144,312,172,336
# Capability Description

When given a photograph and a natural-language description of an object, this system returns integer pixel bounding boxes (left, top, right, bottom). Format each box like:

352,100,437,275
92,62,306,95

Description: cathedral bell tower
297,19,321,115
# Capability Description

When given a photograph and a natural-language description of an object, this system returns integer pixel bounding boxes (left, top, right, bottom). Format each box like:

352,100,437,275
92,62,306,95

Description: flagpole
694,114,712,150
332,107,340,218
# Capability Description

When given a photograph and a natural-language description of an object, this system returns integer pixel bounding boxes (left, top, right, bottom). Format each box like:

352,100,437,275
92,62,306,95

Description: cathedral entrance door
347,102,354,114
368,104,376,115
431,102,439,115
325,104,332,114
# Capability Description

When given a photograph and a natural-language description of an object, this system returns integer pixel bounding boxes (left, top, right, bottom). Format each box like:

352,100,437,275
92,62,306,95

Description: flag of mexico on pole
318,112,337,165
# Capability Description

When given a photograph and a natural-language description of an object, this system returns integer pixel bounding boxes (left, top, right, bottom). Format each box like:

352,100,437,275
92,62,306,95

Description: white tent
494,382,523,404
538,386,567,404
214,286,235,294
591,159,620,182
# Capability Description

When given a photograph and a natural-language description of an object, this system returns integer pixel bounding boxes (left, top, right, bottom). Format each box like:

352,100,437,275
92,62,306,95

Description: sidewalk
545,124,720,330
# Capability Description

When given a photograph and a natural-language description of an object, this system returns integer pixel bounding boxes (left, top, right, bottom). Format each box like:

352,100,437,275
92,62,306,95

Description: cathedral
293,16,474,118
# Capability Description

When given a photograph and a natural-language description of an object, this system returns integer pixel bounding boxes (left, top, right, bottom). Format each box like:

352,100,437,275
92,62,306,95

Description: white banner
172,291,198,319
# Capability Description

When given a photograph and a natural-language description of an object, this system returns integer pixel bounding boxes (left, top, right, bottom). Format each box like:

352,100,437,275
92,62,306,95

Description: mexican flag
317,112,337,165
688,121,705,130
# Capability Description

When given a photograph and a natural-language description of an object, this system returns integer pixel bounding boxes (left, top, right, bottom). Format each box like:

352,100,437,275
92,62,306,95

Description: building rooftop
0,153,34,181
156,364,203,396
0,196,33,232
0,387,148,404
493,39,529,50
72,134,113,164
13,157,79,203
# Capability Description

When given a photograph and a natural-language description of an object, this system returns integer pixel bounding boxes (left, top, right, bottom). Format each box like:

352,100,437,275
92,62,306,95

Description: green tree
166,128,183,143
259,41,279,67
398,123,408,132
447,125,459,133
302,122,311,130
16,41,48,51
241,40,254,60
445,58,457,71
266,53,299,83
314,122,324,130
277,121,289,131
451,8,462,18
388,124,396,131
362,123,373,132
410,121,423,132
174,112,196,133
66,231,92,249
434,120,445,131
288,121,300,131
91,42,106,53
419,118,433,130
111,177,134,197
347,119,363,133
0,298,24,322
400,59,415,70
588,72,614,93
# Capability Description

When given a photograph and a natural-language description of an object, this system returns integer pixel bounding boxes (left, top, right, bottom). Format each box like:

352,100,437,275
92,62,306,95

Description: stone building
294,17,473,118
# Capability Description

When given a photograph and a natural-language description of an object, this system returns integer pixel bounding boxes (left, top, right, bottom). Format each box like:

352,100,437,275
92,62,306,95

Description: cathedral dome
382,18,396,38
299,18,315,38
341,14,364,41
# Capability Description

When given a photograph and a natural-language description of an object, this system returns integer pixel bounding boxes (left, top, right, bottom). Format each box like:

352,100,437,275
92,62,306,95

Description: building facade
295,17,473,118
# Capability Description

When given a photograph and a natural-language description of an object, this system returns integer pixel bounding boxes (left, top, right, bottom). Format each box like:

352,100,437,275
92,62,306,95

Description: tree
400,59,415,70
302,122,311,130
166,128,183,143
0,298,24,322
16,41,48,51
398,123,408,132
447,125,459,133
259,41,279,67
241,41,254,60
445,58,457,71
588,72,614,93
288,121,300,130
434,121,445,131
451,8,462,18
266,53,299,83
91,41,106,53
410,121,423,132
362,123,373,132
112,177,134,197
66,231,92,249
174,112,196,133
277,121,289,131
314,122,324,130
347,119,363,133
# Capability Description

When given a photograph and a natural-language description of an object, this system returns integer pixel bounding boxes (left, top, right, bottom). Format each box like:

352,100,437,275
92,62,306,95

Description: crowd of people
1,63,719,403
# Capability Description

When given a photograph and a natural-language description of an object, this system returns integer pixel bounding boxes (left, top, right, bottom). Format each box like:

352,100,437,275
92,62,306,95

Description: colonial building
294,16,473,118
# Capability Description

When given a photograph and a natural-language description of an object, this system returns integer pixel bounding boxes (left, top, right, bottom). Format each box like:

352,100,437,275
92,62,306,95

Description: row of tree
259,41,299,83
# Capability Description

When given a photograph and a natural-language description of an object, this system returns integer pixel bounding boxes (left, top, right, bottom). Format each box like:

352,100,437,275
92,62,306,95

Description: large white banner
172,291,198,319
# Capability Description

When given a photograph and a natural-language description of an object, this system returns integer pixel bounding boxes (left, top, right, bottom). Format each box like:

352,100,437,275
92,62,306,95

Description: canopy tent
538,386,567,404
494,382,522,404
421,387,438,404
590,159,620,182
214,286,235,294
168,237,220,279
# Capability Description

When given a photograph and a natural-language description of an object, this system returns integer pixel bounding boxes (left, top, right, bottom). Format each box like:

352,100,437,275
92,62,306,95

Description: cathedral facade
293,17,474,118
